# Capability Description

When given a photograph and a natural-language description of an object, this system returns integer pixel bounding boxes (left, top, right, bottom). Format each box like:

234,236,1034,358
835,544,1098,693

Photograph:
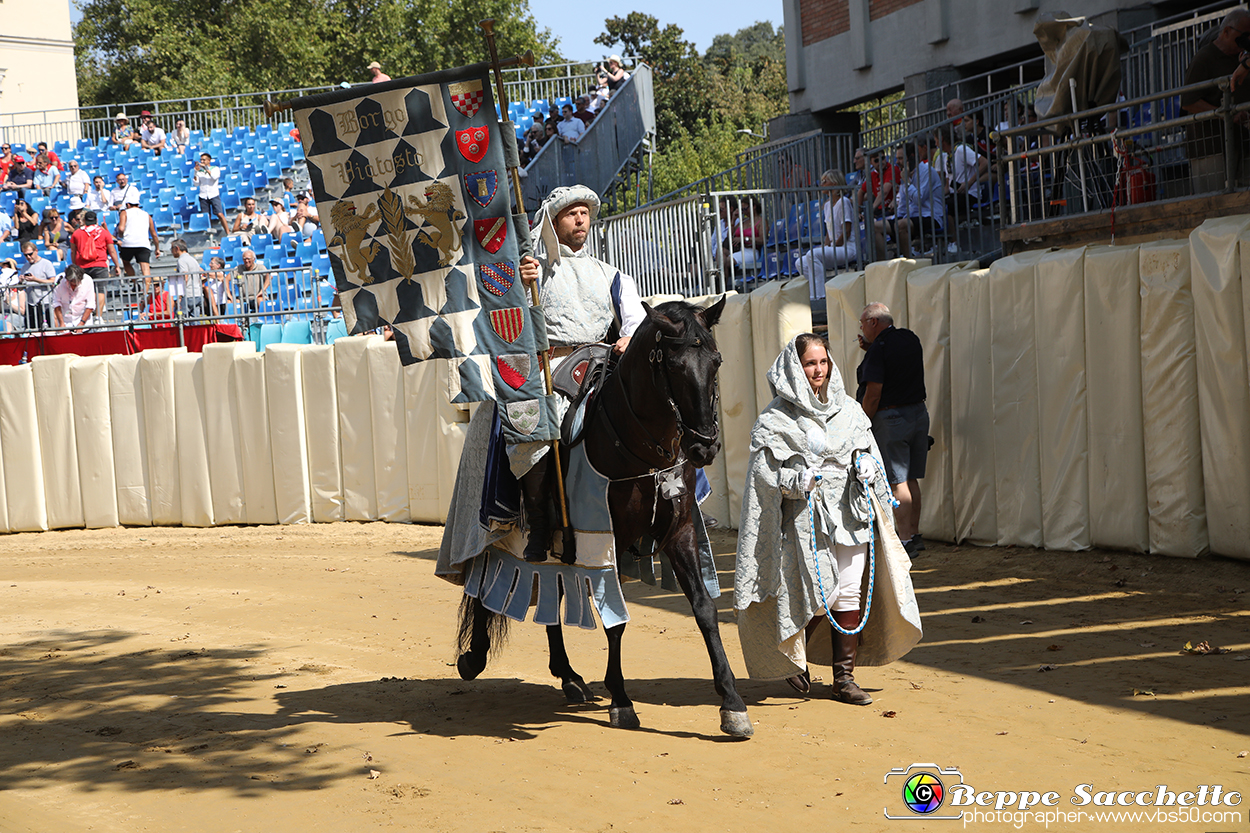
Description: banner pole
481,18,575,562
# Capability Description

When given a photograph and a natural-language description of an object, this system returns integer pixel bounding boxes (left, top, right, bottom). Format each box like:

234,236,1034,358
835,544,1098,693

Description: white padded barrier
948,268,997,545
108,353,152,526
335,335,380,521
404,358,470,524
1138,241,1207,557
717,293,756,528
988,250,1049,548
367,339,410,523
824,271,866,396
1084,245,1149,552
906,263,957,543
1190,218,1250,559
31,355,84,529
688,292,732,528
865,257,929,329
139,348,186,526
0,364,46,532
234,351,278,525
301,344,344,522
1034,247,1091,551
203,342,256,525
265,345,312,525
0,374,8,532
70,357,118,529
172,354,214,527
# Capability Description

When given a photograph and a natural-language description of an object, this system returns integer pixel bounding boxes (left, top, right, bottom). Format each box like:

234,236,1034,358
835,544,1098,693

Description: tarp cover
948,268,998,545
1033,13,1127,124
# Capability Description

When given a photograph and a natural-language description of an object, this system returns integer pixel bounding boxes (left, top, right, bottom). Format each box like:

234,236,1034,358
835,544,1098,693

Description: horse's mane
647,300,711,340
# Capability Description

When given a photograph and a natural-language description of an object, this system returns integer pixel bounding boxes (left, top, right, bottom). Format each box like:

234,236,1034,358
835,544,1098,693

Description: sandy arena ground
0,521,1247,832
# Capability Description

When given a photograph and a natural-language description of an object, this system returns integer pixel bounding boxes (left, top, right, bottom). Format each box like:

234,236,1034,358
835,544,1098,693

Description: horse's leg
664,511,752,738
603,622,639,728
456,595,492,681
546,624,595,703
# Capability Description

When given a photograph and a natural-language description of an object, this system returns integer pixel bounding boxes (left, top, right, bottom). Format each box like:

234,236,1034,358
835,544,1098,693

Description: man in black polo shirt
856,302,929,555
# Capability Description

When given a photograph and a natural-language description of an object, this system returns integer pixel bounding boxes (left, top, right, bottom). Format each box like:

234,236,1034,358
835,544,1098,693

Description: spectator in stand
0,204,12,243
35,142,61,171
544,118,558,145
799,169,858,297
195,152,230,236
13,199,40,242
238,248,271,312
171,119,191,155
1181,9,1250,192
934,126,989,223
858,150,898,222
139,111,167,155
140,284,173,326
0,257,25,331
71,209,122,317
169,238,206,318
52,264,95,331
5,156,34,193
85,175,110,214
603,55,629,93
64,160,91,210
882,142,946,258
111,113,134,149
266,198,293,237
231,196,270,242
292,193,319,237
110,172,141,211
557,104,586,144
116,196,161,296
573,96,595,128
368,61,391,83
204,255,235,317
19,240,58,330
281,177,296,208
722,195,765,274
32,154,59,195
40,208,68,261
593,72,611,108
0,143,15,180
520,124,544,166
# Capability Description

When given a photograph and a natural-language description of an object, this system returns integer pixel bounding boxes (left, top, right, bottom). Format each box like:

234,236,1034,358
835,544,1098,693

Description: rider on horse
515,184,647,562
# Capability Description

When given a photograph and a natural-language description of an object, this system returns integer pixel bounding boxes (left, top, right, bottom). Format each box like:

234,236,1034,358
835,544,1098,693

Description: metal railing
590,194,713,297
521,65,654,212
0,58,639,149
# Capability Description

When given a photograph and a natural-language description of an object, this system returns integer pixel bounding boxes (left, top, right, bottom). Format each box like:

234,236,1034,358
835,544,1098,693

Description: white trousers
832,541,868,612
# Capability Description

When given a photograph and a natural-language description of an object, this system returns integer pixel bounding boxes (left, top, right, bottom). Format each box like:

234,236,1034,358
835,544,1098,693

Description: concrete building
0,0,80,141
781,0,1212,125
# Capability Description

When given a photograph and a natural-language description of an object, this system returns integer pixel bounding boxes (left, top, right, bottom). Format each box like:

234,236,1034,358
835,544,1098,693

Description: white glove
856,454,879,485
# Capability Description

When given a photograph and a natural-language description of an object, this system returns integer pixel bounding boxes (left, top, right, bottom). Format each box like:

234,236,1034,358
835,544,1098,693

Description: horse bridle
645,327,721,450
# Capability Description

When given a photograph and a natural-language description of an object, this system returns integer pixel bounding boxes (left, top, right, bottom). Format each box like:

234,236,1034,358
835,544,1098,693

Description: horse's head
638,296,727,468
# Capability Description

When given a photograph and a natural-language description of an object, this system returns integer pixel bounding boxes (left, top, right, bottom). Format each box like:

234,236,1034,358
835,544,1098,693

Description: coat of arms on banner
478,262,514,296
474,216,507,254
456,126,489,163
409,181,465,267
464,170,498,208
448,80,484,118
490,307,524,342
496,354,531,389
505,399,542,435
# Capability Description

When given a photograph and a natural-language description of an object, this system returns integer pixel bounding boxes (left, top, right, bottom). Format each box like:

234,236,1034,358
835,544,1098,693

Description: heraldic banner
289,63,555,443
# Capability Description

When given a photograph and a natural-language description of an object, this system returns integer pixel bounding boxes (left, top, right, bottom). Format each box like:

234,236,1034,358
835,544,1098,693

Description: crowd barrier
1,226,1247,563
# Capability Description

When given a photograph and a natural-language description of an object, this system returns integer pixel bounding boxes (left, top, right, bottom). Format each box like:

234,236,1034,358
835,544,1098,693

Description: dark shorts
904,215,944,239
175,295,204,317
119,246,150,265
84,266,108,282
871,402,929,485
199,195,224,217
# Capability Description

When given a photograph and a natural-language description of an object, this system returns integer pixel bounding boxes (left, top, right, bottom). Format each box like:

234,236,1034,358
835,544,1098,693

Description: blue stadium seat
234,178,255,198
310,228,326,252
311,253,331,277
295,268,313,297
318,280,335,308
55,193,70,213
281,231,300,251
77,138,94,152
250,170,268,190
154,207,176,230
281,319,312,344
281,255,303,270
289,142,304,162
210,128,228,143
326,318,347,344
158,187,176,206
221,191,240,211
295,240,315,264
189,213,212,234
263,245,284,269
277,151,293,169
255,123,273,139
251,232,272,252
264,160,283,181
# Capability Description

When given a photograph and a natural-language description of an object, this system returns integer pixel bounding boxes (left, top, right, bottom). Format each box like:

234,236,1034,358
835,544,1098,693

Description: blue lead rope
806,452,898,636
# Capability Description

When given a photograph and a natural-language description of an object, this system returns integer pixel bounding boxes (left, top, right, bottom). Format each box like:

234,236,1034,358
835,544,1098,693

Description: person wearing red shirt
69,209,122,318
858,151,900,220
34,142,61,171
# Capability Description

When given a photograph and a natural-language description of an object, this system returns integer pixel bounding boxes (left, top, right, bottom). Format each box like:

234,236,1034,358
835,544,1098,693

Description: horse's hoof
609,705,640,729
456,652,485,681
562,678,596,704
719,709,753,738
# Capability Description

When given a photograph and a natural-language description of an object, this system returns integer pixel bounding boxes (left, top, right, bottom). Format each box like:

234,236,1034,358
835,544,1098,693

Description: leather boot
520,457,551,563
831,610,873,705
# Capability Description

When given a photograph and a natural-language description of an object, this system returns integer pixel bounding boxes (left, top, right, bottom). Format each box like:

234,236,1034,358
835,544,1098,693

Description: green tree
74,0,561,108
703,21,785,70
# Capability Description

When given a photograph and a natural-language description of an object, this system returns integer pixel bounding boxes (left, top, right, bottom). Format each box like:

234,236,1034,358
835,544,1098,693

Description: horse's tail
455,593,510,679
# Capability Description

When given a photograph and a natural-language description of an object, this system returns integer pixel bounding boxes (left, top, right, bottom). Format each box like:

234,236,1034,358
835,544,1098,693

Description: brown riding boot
831,610,873,705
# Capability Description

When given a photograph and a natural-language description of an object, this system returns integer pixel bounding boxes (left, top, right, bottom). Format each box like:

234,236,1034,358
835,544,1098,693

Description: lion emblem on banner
329,200,383,284
408,182,465,267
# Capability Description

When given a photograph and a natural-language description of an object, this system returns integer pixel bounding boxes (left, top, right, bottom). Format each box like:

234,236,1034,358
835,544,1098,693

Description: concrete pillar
904,66,962,119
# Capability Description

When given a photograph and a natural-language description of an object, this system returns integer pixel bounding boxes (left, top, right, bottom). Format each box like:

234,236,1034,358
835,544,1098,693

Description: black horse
455,296,752,738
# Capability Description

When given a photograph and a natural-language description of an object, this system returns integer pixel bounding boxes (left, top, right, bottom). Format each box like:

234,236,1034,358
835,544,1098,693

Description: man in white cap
367,61,391,83
514,184,645,560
